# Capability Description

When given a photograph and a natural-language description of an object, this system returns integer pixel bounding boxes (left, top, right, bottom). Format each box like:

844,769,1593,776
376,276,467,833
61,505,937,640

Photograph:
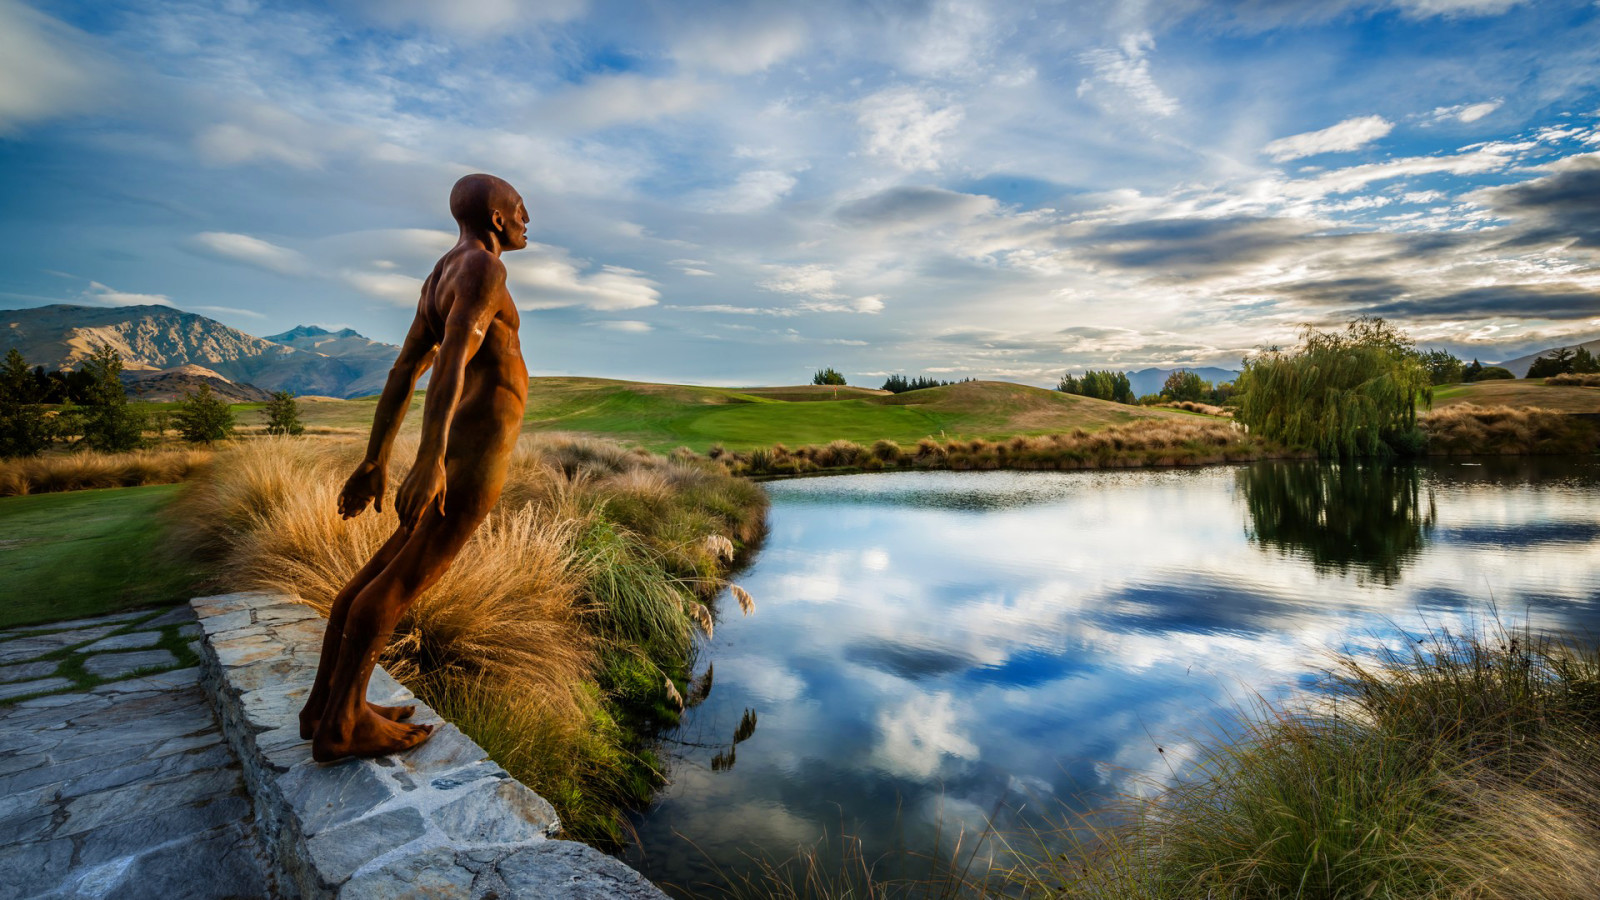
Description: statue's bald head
449,173,528,251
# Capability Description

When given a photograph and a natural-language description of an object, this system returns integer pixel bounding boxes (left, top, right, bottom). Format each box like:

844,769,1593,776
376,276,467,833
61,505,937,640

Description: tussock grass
1544,373,1600,387
1419,403,1596,455
170,434,766,842
0,447,213,496
1151,400,1230,416
715,420,1279,477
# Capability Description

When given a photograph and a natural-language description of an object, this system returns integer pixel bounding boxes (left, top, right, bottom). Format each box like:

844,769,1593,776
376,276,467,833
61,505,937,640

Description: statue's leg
298,528,415,739
310,457,507,761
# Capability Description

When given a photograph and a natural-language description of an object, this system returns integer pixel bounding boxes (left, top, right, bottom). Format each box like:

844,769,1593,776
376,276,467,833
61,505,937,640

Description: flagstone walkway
0,607,272,899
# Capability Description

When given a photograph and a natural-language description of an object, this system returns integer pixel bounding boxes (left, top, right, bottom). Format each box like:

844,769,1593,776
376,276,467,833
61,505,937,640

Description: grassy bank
169,435,767,843
1432,379,1600,414
0,484,208,627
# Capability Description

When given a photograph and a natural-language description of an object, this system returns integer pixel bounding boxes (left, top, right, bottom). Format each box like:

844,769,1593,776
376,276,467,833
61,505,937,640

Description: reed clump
1420,403,1596,455
716,420,1277,477
169,434,766,842
1004,626,1600,900
1544,372,1600,387
0,447,214,496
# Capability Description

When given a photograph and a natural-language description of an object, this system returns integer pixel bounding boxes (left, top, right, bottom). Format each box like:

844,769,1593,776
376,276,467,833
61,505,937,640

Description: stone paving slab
82,649,180,679
0,667,272,900
0,678,75,702
194,591,666,900
0,661,59,683
82,631,165,652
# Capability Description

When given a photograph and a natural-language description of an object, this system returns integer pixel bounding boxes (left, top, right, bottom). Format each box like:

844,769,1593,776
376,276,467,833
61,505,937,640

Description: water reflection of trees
1239,462,1435,585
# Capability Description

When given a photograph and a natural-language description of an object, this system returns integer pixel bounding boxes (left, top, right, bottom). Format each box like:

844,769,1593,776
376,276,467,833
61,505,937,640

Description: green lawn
0,484,206,627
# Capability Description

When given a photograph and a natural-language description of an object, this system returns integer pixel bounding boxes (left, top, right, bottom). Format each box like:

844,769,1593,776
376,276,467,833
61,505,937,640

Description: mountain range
1492,339,1600,378
0,304,400,399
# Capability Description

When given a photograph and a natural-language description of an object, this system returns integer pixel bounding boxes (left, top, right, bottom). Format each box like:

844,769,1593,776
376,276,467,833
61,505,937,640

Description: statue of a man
297,173,530,761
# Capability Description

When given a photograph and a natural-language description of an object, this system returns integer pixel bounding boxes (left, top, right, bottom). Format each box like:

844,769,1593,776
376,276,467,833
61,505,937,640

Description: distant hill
0,304,399,398
121,364,273,403
1125,366,1240,398
1494,337,1600,378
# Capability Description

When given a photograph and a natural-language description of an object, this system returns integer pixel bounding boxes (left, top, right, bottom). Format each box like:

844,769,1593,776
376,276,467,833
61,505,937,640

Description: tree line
0,345,304,459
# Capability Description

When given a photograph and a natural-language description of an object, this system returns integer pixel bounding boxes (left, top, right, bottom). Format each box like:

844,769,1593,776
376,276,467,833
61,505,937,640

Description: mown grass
168,434,766,843
1432,379,1600,414
0,485,208,627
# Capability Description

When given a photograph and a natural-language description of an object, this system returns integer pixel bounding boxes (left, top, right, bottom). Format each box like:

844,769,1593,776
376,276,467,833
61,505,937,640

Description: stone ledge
191,592,666,900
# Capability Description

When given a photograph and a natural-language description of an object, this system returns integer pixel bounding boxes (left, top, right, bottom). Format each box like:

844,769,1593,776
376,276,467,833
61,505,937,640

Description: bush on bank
169,434,766,843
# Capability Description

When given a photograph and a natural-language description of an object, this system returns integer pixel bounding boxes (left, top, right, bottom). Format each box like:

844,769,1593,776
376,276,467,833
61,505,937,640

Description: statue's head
449,173,528,252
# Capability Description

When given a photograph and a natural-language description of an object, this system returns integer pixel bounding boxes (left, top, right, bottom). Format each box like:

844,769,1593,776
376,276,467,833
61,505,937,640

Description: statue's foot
312,707,434,762
299,701,418,740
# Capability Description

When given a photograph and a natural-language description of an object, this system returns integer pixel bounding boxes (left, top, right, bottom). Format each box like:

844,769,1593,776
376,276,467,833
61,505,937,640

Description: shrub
812,367,847,386
1474,365,1514,381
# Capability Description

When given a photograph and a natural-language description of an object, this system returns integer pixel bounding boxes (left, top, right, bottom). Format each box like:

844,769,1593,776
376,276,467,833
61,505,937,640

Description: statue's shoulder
444,246,507,280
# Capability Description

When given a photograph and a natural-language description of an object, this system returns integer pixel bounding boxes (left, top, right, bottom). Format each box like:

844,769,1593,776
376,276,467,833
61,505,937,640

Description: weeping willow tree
1235,317,1432,456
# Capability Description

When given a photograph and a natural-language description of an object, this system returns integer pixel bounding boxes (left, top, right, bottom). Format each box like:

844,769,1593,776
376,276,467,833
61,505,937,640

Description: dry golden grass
1545,372,1600,387
1420,403,1596,455
170,433,766,841
0,447,214,497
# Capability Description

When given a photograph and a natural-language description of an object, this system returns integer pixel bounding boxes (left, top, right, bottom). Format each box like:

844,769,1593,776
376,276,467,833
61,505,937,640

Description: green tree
812,367,847,386
1056,373,1081,394
1573,347,1599,374
1475,366,1514,381
0,349,52,458
262,390,306,436
1233,317,1432,457
174,383,235,443
1527,348,1576,379
77,344,145,452
1418,349,1464,385
1462,358,1484,382
1161,369,1209,402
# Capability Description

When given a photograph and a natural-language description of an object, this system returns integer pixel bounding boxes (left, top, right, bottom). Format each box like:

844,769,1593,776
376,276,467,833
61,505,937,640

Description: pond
623,458,1600,893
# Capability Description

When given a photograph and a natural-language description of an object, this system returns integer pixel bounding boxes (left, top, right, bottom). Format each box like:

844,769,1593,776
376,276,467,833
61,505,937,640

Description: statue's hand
395,457,447,531
338,459,387,520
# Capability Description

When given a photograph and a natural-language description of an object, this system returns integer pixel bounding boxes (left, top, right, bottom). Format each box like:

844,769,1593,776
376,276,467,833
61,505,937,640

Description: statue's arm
337,310,437,519
393,254,504,529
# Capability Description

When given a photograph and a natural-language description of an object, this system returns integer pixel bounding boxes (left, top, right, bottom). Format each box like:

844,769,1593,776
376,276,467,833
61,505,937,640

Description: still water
624,458,1600,892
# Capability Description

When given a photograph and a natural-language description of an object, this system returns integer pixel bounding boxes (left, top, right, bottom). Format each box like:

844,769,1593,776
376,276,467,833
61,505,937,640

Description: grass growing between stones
0,609,200,705
0,485,209,627
170,435,766,844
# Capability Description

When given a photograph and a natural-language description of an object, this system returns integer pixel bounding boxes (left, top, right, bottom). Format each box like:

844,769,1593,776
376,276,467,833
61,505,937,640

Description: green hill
1431,378,1600,414
273,376,1205,452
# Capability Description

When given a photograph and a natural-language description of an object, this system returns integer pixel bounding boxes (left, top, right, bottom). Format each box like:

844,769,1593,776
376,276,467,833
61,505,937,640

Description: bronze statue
297,174,530,761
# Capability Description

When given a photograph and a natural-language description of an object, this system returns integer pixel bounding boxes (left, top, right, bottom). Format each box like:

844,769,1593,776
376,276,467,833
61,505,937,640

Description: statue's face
497,195,530,251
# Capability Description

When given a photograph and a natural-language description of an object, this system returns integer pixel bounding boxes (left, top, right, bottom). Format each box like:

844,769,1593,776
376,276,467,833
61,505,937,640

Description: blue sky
1,0,1598,386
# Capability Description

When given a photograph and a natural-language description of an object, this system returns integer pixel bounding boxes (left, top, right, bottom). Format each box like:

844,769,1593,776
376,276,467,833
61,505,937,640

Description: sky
1,0,1598,387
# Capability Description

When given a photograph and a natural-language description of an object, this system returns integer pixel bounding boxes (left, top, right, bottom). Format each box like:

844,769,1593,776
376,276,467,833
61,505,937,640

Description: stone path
0,607,272,899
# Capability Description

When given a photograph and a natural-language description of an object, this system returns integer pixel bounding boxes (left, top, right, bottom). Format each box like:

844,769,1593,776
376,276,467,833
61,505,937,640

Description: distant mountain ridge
1125,366,1240,398
1493,338,1600,378
0,304,400,398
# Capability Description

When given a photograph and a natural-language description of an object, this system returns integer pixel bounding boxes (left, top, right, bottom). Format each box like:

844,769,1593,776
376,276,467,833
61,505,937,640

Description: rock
278,759,396,835
0,660,59,683
304,806,427,883
431,777,560,843
0,677,73,701
339,846,477,900
82,631,164,652
497,841,669,899
0,837,75,900
82,650,179,680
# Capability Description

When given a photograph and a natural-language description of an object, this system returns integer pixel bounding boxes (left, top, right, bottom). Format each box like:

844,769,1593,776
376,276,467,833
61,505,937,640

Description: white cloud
192,305,266,320
346,0,586,34
81,281,175,308
0,0,111,134
506,245,660,311
340,270,425,305
534,74,720,132
853,295,886,314
701,169,799,214
758,264,844,300
1393,0,1525,18
598,320,652,333
192,232,307,275
1264,115,1394,161
1427,99,1503,124
1077,33,1179,119
672,17,806,74
194,105,355,169
857,87,964,172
